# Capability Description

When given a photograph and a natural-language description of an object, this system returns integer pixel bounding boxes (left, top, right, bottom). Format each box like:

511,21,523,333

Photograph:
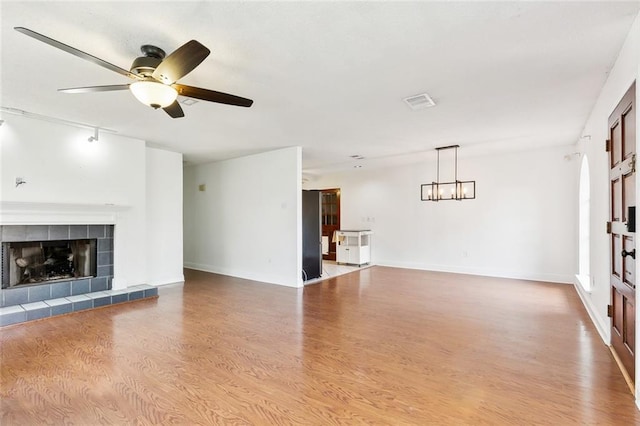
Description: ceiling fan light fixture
129,81,177,109
14,28,253,118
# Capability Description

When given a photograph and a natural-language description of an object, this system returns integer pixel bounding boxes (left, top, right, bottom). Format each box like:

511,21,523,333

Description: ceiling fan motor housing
130,45,166,76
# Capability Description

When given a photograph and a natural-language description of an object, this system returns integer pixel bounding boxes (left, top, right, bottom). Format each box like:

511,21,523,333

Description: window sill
575,274,591,293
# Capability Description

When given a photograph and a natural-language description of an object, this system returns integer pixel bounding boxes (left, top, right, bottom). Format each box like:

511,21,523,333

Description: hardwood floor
1,267,638,424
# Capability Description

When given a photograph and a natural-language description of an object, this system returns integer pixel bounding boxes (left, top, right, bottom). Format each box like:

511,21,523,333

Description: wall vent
403,93,436,110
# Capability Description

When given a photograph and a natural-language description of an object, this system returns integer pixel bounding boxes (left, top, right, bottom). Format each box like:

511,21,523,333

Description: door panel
613,178,622,221
623,106,635,159
609,81,636,382
613,235,622,278
612,287,623,337
624,173,635,221
627,298,636,353
623,236,635,287
612,122,622,166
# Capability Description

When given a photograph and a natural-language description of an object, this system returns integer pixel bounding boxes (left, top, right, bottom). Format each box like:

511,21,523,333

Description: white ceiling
2,1,639,176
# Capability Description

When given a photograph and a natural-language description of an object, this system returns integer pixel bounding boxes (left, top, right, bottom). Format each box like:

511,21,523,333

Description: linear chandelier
421,144,476,201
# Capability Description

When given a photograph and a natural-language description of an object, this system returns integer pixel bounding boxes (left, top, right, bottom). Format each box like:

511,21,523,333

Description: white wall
305,144,578,283
146,147,184,286
574,11,640,397
183,147,302,287
0,114,184,289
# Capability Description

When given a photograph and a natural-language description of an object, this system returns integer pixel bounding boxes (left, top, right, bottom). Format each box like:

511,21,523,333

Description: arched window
578,156,590,290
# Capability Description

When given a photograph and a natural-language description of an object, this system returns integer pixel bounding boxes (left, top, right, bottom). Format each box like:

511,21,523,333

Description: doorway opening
321,189,340,261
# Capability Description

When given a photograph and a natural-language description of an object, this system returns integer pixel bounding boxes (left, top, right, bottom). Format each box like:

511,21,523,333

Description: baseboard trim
150,277,185,286
572,280,610,344
183,263,301,288
183,262,216,274
374,261,573,284
149,276,184,287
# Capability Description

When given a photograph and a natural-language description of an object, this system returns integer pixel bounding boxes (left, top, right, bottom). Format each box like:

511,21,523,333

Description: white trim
148,276,185,286
573,278,610,344
578,156,591,280
374,261,574,284
0,201,128,225
183,263,301,288
575,274,592,292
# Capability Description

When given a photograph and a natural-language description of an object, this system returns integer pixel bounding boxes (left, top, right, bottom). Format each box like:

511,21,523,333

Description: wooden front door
321,189,340,261
609,81,636,382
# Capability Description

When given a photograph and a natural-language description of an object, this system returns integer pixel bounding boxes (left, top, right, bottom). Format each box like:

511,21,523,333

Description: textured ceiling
2,1,639,175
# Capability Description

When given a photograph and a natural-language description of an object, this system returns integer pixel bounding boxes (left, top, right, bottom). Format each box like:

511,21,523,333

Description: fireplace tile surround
0,224,158,327
1,224,113,297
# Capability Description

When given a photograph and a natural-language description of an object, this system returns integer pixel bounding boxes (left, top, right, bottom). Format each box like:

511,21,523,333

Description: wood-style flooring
1,267,638,424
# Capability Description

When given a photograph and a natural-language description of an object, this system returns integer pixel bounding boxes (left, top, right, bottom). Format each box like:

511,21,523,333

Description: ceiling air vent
179,96,198,106
403,93,436,110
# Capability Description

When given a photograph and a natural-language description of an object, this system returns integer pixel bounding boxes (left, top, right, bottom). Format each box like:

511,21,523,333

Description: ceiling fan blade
163,101,185,118
152,40,210,84
14,27,138,79
59,84,131,93
173,84,253,107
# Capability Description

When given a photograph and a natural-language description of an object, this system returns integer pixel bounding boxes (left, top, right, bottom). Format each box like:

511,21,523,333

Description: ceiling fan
14,27,253,118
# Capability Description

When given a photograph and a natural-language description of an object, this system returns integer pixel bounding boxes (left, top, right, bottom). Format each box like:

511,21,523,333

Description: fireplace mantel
0,201,130,225
0,202,133,291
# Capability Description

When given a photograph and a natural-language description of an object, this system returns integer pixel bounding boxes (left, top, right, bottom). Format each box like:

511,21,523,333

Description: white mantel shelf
0,201,130,225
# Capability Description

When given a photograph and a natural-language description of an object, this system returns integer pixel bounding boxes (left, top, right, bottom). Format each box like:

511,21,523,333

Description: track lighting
0,107,117,137
88,127,99,142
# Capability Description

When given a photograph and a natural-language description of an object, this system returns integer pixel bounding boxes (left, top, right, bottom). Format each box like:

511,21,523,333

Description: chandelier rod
455,145,458,182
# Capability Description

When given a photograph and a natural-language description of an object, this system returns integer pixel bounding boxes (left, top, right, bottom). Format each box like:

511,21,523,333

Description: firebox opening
2,239,97,288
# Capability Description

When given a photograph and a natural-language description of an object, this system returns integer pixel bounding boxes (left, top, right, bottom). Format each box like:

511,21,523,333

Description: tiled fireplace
1,224,113,292
0,224,157,326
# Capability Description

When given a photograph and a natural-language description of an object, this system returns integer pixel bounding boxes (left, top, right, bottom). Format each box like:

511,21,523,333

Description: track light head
88,127,99,142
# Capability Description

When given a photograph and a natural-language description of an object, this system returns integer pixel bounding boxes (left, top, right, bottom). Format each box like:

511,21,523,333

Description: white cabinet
336,230,372,266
